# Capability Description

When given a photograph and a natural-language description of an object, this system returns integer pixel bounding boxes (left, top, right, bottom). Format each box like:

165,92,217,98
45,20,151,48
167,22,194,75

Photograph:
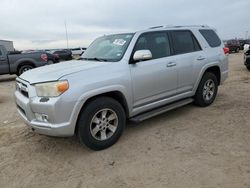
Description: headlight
35,80,69,97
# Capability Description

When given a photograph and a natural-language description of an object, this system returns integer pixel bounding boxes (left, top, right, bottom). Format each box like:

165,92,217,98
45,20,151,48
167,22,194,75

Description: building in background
0,40,14,51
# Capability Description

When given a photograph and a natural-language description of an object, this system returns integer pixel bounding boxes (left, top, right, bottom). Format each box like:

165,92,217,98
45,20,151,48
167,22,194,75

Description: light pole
64,20,69,49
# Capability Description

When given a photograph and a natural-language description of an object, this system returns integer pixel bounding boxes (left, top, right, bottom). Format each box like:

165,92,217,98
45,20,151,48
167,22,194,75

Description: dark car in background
46,53,59,64
239,40,246,50
225,40,241,53
244,49,250,70
239,39,250,50
52,49,72,61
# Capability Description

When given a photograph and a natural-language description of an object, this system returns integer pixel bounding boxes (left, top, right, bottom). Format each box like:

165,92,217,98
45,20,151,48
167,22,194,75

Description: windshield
81,33,134,62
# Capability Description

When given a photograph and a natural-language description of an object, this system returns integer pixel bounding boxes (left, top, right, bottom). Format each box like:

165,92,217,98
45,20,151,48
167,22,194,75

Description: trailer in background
0,40,14,52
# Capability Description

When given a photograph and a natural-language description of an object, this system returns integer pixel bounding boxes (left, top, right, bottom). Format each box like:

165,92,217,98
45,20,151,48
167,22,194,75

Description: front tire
194,72,218,107
77,97,125,150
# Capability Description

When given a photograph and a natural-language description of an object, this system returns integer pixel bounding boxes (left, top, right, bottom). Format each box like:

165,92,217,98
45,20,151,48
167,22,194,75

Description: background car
239,39,250,50
46,52,59,64
71,47,86,56
225,40,241,53
52,49,72,61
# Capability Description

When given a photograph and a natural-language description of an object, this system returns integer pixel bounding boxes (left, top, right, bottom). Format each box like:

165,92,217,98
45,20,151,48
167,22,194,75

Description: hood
20,60,108,84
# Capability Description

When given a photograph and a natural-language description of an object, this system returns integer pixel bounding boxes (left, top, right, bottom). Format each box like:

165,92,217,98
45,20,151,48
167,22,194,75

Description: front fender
68,85,132,133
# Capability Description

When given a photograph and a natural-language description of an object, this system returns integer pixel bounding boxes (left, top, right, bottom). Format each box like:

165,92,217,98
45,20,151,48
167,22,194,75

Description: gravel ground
0,53,250,188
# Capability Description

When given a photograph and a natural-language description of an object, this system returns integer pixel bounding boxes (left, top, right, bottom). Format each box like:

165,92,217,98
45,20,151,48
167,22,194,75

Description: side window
199,29,221,47
171,30,201,55
0,50,2,56
134,32,171,60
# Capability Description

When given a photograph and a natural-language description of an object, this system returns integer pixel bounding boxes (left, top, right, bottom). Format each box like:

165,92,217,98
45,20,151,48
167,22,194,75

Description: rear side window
199,29,221,47
134,32,171,59
171,30,201,55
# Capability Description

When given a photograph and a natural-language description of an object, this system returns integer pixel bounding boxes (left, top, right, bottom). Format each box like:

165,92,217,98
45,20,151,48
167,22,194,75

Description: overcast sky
0,0,249,50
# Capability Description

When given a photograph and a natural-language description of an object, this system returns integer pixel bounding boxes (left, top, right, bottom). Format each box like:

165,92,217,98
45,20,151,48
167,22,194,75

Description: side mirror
133,50,152,62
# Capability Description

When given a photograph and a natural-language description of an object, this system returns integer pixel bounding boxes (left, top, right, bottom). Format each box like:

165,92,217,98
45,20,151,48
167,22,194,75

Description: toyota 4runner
15,25,229,150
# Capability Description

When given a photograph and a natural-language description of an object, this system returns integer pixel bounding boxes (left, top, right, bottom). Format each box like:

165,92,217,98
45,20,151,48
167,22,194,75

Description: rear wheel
77,97,125,150
18,65,33,76
194,72,218,107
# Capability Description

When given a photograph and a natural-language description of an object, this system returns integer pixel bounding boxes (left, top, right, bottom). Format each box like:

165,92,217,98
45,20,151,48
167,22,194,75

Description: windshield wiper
80,57,108,62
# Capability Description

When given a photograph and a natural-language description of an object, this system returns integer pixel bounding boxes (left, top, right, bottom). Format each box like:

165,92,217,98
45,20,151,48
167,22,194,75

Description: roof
0,39,13,42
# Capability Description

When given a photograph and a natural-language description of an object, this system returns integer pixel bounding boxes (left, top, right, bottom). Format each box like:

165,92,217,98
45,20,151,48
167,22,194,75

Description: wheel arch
193,65,221,95
74,90,129,135
17,61,36,73
204,66,221,85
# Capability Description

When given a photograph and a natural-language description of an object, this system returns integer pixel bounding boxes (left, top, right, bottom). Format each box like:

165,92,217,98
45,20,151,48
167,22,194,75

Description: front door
130,31,178,108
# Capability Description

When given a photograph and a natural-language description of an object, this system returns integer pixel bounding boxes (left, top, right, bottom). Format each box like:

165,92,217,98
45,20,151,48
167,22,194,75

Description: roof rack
170,25,209,28
149,26,164,29
149,25,209,29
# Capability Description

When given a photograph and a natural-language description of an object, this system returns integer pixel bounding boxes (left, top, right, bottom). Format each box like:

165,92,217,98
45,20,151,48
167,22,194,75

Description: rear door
169,30,204,94
130,31,178,107
0,48,9,74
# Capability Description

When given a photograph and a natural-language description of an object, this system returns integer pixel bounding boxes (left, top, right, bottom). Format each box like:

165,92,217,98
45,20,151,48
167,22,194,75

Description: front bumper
15,78,76,137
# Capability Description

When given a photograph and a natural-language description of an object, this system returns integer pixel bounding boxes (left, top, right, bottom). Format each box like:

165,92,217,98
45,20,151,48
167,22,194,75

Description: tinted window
171,30,201,55
134,32,171,59
55,51,67,54
199,29,221,47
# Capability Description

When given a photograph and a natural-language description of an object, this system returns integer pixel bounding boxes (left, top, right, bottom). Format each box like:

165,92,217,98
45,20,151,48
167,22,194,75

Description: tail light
41,54,48,61
223,47,229,55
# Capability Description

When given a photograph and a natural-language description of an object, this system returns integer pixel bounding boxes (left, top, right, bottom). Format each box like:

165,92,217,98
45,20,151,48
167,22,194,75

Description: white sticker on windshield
113,39,126,46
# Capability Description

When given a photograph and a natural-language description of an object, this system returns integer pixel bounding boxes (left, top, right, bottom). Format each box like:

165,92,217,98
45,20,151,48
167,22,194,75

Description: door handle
197,56,206,61
167,62,176,67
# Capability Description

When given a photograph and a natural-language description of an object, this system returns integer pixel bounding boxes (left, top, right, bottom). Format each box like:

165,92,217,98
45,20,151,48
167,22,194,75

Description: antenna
64,20,69,49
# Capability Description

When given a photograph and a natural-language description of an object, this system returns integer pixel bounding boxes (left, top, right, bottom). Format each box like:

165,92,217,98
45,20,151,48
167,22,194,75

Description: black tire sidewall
18,65,33,76
195,72,218,107
77,97,125,150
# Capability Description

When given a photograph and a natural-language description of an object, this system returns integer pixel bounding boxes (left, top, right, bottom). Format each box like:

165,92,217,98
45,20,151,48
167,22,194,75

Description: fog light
35,113,49,122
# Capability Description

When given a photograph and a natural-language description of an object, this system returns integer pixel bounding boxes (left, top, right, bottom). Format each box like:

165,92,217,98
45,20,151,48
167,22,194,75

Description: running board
130,98,194,123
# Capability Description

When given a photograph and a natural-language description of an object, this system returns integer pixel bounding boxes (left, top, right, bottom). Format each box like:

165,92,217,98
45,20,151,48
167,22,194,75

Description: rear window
171,30,201,55
199,29,221,47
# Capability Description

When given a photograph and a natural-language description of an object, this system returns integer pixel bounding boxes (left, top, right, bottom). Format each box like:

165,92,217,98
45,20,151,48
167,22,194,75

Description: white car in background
71,47,86,56
244,44,250,52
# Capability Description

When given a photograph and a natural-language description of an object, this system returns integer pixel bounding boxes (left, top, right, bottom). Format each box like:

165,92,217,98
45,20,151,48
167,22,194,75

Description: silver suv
15,25,228,150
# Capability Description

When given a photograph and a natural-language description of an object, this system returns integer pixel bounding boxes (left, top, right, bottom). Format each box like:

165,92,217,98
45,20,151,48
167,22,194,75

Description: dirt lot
0,53,250,188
